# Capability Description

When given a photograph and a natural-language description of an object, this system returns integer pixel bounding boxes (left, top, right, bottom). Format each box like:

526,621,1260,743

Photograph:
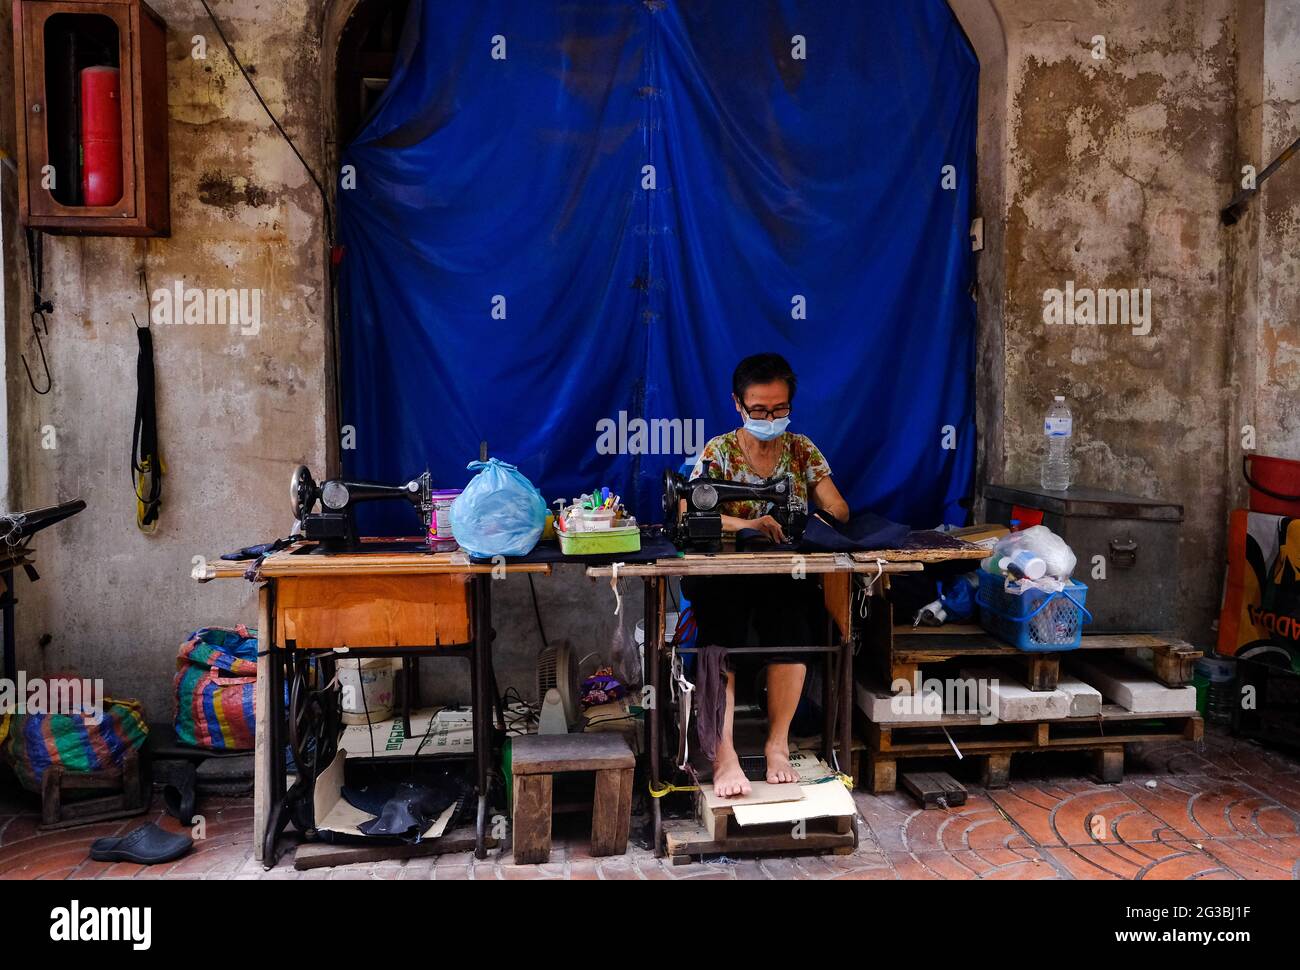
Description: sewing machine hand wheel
290,464,318,523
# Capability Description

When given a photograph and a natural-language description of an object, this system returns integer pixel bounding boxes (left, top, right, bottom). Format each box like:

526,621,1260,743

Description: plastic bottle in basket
1041,395,1072,491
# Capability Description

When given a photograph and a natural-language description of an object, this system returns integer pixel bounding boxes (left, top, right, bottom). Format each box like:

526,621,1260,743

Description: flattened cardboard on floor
312,749,456,840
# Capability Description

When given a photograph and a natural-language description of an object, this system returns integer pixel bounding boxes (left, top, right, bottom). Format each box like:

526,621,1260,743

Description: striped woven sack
0,697,149,793
173,625,258,751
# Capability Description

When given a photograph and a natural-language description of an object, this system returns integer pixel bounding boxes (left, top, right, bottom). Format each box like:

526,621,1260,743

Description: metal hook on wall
22,308,53,395
22,228,53,395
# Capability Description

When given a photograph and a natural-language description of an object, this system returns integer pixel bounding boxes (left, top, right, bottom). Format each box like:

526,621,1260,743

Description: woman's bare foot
712,748,752,798
765,742,799,784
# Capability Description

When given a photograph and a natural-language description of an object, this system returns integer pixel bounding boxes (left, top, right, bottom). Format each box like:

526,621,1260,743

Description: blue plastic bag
449,459,547,558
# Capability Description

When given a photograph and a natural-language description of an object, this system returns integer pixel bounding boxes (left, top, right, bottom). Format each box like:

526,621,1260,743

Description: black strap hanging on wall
22,228,53,395
131,316,163,531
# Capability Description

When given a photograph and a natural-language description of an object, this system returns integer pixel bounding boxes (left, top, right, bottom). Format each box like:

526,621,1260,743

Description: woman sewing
683,352,849,798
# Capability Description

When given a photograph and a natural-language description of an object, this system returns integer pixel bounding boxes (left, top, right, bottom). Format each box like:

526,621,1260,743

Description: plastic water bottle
1041,395,1073,491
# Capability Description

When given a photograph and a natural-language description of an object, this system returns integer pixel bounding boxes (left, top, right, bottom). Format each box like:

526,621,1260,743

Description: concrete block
960,667,1070,722
856,679,947,724
1068,658,1198,713
1057,674,1103,717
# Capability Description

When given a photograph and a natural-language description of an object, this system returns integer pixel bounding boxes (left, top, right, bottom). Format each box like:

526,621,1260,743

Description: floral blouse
689,431,832,521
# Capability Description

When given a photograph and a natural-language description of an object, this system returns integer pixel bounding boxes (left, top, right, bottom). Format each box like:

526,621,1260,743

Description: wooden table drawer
276,573,472,648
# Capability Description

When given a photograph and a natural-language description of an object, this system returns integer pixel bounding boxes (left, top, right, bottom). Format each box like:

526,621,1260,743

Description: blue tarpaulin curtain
339,0,978,535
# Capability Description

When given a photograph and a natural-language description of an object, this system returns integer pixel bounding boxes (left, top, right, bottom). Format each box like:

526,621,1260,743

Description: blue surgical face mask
743,415,790,441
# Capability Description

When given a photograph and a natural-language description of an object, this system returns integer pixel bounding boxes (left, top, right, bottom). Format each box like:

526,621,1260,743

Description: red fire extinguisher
80,66,122,207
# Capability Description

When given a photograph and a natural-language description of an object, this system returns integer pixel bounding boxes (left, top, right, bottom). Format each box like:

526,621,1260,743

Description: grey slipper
89,823,193,865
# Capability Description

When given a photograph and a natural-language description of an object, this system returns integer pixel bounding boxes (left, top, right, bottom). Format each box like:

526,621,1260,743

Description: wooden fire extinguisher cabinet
11,0,169,236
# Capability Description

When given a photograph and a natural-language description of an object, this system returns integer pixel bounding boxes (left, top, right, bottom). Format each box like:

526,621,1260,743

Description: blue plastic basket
976,572,1091,652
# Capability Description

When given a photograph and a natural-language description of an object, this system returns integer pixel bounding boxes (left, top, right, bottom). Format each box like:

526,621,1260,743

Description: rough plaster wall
1255,1,1300,454
0,3,15,514
6,0,331,720
993,0,1239,643
949,0,1010,508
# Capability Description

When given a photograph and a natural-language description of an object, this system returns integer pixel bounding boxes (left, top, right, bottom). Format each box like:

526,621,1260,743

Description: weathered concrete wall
987,0,1243,642
4,0,332,719
1225,0,1300,530
1251,2,1300,465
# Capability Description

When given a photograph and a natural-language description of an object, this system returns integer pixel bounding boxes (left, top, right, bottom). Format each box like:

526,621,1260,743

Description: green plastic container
557,525,641,555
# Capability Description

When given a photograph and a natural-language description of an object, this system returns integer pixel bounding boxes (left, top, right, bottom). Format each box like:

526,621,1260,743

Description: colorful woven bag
0,697,149,793
173,625,258,751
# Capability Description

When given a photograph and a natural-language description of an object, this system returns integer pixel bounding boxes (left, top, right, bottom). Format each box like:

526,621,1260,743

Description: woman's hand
749,514,787,543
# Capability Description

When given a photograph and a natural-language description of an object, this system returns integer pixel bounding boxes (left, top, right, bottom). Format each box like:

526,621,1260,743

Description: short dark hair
732,353,796,403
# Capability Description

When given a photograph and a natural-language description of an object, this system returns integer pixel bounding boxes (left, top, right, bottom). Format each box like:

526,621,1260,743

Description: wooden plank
511,774,553,865
893,623,985,637
982,752,1012,788
892,627,1189,649
869,712,1201,756
851,546,987,563
893,634,1022,663
822,572,851,642
590,767,633,857
901,771,968,809
1077,633,1188,650
510,733,635,775
876,724,1196,758
664,819,856,860
276,573,472,648
293,827,492,869
586,557,922,577
866,755,896,793
1092,747,1125,784
888,662,920,693
1150,646,1201,687
195,543,552,581
253,586,270,861
1022,654,1061,691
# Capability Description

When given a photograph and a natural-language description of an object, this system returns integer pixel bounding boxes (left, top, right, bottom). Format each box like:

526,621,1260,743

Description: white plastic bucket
338,658,395,725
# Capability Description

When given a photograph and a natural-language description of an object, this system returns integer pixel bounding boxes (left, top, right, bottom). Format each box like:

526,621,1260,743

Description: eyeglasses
742,403,791,420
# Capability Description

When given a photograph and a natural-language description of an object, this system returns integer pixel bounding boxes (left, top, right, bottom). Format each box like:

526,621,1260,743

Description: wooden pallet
293,826,497,870
882,624,1202,694
662,771,859,864
860,704,1203,794
663,810,856,864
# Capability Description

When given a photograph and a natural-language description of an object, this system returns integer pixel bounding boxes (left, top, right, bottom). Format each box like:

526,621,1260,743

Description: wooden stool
510,733,635,864
40,749,150,831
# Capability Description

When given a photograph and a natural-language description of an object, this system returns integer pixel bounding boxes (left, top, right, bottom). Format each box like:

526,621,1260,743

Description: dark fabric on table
735,514,964,555
800,511,911,551
733,509,912,552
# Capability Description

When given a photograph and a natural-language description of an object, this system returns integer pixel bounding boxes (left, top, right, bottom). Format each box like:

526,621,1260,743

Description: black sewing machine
662,463,807,551
289,465,433,553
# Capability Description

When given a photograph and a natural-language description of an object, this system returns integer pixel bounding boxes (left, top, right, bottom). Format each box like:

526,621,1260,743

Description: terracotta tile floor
2,726,1298,880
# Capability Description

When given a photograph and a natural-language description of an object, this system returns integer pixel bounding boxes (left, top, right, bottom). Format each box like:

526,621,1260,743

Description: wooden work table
193,536,984,865
194,541,550,866
585,548,948,858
